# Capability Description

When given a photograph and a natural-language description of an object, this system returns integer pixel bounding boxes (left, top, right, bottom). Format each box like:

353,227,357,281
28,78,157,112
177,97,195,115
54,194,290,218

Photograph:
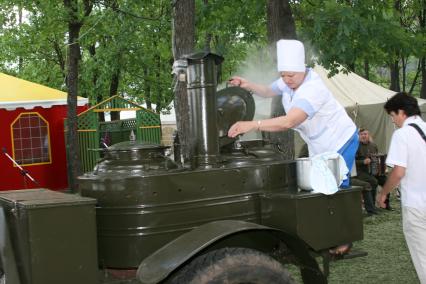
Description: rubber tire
168,247,295,284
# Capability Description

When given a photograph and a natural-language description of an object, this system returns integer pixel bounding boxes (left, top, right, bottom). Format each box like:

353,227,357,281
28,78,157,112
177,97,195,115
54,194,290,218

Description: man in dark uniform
355,128,392,211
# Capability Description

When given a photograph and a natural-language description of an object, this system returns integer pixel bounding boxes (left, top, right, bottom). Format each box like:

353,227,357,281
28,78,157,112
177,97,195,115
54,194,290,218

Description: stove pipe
180,52,224,168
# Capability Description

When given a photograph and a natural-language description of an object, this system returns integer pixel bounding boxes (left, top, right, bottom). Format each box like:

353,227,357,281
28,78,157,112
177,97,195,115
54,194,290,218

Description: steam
302,40,320,67
222,41,318,141
230,44,279,121
234,45,278,85
222,44,279,140
227,41,320,117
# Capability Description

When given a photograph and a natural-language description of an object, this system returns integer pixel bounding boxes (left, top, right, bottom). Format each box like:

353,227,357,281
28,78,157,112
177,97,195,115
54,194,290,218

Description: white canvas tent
313,65,426,153
313,65,396,153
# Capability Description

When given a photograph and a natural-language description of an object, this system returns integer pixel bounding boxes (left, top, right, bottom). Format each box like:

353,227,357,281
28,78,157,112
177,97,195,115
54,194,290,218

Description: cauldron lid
216,86,255,146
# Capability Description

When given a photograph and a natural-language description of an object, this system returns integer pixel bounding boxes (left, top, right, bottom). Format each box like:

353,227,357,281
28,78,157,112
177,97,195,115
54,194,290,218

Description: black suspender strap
408,123,426,143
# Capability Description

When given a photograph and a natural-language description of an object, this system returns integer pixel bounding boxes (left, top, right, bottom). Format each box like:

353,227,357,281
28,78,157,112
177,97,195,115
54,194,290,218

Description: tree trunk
88,44,104,122
364,59,370,80
143,67,152,110
389,0,402,92
408,59,421,95
18,5,23,72
203,0,212,52
172,0,195,162
401,56,407,92
63,0,92,192
53,39,67,80
419,4,426,99
64,0,82,192
109,68,121,121
266,0,297,62
421,57,426,99
389,60,401,92
266,0,297,40
155,53,162,113
266,0,297,159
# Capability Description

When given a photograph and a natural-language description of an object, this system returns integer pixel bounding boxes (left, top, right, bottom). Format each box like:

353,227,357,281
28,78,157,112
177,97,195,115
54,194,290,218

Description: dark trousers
376,175,391,209
351,178,376,213
357,172,390,210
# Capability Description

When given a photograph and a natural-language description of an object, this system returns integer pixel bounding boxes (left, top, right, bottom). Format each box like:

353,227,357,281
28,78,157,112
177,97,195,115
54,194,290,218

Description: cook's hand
364,157,371,165
228,76,250,89
228,121,256,138
376,192,387,208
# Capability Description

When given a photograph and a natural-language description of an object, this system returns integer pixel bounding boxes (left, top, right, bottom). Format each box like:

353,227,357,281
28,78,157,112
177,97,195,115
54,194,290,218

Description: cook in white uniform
228,39,358,188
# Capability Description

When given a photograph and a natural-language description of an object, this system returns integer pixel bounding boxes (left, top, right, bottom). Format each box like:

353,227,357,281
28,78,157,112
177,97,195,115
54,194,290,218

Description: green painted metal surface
79,142,294,268
78,52,363,283
79,140,363,270
0,189,98,284
261,188,363,251
0,207,21,284
184,52,224,167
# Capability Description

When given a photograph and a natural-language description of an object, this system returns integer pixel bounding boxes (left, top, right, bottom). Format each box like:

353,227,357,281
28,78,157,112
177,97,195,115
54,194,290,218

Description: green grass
290,193,419,284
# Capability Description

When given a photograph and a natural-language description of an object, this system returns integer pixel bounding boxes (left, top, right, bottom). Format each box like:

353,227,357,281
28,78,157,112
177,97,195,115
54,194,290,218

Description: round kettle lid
216,86,255,145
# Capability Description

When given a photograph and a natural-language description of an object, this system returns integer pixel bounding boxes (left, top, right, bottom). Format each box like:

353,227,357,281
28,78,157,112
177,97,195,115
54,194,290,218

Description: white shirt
271,68,356,156
386,115,426,210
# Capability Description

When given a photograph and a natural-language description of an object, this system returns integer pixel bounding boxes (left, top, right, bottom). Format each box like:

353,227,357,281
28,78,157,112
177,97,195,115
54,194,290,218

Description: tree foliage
0,0,425,108
295,0,425,96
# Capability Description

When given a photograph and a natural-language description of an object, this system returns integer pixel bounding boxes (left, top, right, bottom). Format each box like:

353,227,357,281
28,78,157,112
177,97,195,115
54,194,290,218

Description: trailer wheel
168,247,295,284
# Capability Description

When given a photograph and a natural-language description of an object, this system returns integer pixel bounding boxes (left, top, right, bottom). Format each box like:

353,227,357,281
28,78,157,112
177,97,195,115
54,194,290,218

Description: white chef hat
277,39,306,72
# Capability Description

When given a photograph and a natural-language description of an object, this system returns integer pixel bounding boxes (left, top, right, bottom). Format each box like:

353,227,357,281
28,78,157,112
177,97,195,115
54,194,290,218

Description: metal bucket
296,157,340,190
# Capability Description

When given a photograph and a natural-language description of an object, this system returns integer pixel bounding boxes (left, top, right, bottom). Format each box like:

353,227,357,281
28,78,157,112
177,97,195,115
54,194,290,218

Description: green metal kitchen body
79,52,363,283
79,142,362,270
0,52,364,284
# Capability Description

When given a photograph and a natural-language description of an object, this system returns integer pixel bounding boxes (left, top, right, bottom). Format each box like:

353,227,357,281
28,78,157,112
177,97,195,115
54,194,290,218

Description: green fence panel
73,95,162,173
137,106,161,143
78,131,100,173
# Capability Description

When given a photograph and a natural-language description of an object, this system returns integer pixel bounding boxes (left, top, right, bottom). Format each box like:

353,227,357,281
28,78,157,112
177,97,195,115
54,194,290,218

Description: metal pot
296,157,340,190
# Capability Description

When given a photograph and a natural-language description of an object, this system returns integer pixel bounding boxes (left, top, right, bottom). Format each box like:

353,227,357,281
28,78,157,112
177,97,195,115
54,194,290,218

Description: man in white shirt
378,92,426,283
